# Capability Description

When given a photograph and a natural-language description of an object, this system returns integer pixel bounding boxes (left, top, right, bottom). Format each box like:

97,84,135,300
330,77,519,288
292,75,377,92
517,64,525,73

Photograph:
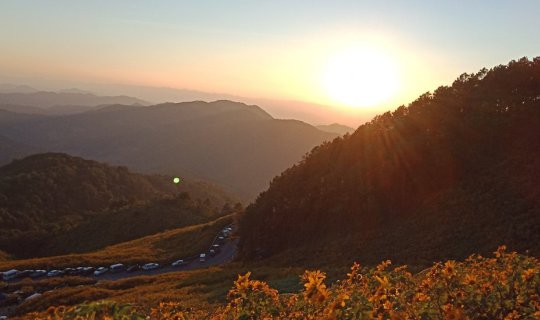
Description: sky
1,0,539,125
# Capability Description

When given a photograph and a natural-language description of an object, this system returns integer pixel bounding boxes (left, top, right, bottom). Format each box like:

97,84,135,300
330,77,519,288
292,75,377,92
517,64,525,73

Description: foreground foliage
19,247,540,319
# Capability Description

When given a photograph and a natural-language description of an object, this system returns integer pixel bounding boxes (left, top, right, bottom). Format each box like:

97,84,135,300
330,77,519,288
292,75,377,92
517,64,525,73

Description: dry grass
0,250,11,261
12,263,304,316
0,214,234,271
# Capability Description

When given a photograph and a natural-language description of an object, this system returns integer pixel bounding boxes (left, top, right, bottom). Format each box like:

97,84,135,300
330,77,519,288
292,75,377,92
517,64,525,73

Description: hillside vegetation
0,153,236,258
0,215,234,271
239,57,540,266
0,100,337,199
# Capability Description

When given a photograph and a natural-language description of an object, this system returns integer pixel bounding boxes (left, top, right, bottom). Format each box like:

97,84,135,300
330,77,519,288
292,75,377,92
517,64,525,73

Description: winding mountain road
96,237,238,281
0,226,239,317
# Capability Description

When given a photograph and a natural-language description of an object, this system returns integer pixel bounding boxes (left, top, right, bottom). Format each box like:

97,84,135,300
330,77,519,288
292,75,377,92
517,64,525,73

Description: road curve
96,237,238,281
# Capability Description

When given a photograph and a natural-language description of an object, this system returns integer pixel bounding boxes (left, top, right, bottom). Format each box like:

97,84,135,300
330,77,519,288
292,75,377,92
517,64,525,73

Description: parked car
217,236,225,243
93,267,108,276
29,270,47,278
64,268,79,276
171,259,186,267
24,292,42,301
126,265,140,273
2,269,19,281
17,270,34,279
142,263,160,271
209,249,216,256
47,270,64,277
79,267,95,276
110,264,125,273
199,253,206,263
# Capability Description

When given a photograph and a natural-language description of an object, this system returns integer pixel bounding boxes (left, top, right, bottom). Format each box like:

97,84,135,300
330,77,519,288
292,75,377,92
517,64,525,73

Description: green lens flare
173,177,181,184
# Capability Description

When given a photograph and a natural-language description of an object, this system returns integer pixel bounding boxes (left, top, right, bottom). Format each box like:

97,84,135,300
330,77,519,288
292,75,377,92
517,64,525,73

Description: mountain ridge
0,100,336,199
0,91,148,109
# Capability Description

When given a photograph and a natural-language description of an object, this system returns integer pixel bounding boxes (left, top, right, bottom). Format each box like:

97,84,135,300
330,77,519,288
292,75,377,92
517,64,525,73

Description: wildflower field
17,247,539,319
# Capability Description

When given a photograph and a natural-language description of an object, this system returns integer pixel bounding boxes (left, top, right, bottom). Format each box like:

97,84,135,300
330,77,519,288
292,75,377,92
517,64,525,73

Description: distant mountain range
0,81,372,126
0,99,337,199
239,57,540,267
0,91,148,115
316,123,354,135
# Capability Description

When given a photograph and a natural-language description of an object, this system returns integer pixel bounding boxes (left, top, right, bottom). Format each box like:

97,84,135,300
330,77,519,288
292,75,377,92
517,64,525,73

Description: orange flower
302,270,329,304
522,268,537,282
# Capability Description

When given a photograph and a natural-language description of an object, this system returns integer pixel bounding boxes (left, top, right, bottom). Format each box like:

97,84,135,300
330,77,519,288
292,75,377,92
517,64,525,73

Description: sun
322,47,399,108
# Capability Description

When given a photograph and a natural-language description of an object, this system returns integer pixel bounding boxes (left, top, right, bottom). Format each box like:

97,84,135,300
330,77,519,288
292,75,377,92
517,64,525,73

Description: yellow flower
415,292,430,302
443,261,457,278
443,305,469,320
522,268,537,282
375,275,390,288
302,270,329,304
463,274,477,286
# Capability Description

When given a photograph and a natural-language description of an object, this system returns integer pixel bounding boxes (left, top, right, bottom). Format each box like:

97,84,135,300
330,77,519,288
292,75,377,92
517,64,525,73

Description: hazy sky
1,0,539,121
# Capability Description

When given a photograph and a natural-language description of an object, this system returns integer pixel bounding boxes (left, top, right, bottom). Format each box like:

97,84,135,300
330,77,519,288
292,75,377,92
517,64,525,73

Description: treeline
0,153,237,258
239,57,540,266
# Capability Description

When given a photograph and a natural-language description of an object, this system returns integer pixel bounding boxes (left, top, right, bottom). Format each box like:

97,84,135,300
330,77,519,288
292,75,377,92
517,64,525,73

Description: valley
0,59,539,319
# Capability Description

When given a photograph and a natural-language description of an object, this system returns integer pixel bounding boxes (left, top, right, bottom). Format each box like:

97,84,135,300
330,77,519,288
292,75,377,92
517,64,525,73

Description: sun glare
322,47,399,108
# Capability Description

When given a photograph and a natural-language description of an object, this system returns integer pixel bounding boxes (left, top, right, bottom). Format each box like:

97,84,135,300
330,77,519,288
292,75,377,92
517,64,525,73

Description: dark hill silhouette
0,153,237,258
0,100,337,199
0,103,49,115
238,57,540,267
316,123,354,135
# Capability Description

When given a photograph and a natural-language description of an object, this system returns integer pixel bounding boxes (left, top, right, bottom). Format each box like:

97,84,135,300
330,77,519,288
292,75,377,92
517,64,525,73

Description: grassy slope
0,250,11,261
0,215,234,271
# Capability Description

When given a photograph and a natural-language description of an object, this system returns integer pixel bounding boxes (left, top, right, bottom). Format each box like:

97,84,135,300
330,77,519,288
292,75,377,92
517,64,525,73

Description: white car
109,264,125,273
2,269,19,281
171,259,186,267
199,253,206,263
47,270,64,277
93,267,108,276
142,263,160,270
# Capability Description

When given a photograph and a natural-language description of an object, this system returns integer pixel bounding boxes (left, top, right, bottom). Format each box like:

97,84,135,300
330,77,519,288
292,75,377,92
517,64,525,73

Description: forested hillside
239,57,540,266
0,153,236,258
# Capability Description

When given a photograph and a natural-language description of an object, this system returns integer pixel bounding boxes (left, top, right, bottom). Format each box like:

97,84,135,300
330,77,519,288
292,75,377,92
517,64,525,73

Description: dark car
126,265,140,273
79,267,95,276
63,268,79,276
29,270,47,278
16,270,33,279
